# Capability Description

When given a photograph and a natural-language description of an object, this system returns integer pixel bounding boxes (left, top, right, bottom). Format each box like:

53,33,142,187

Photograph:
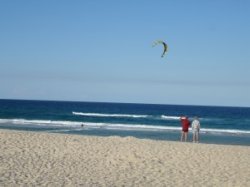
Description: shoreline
1,125,250,146
1,129,250,186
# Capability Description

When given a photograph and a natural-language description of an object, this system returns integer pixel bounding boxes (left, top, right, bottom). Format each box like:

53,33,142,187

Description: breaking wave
1,118,250,135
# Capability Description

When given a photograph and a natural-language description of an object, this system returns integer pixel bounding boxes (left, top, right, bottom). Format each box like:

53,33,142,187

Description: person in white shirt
192,117,200,143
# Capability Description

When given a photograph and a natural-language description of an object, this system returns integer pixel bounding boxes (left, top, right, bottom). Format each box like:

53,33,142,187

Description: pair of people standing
180,116,200,142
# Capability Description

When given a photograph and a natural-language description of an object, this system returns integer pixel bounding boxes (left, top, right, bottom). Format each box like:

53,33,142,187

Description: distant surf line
72,111,149,118
72,111,182,120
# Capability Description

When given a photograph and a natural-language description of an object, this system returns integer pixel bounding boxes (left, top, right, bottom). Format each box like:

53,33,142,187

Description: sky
0,0,250,107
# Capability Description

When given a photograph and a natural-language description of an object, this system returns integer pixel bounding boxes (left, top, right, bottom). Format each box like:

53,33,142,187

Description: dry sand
0,129,249,186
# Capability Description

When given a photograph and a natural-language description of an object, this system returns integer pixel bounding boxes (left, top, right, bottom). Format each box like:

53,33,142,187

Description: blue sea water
0,99,250,146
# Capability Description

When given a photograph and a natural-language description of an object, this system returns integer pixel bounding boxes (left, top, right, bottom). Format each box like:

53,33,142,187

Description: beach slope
0,129,249,186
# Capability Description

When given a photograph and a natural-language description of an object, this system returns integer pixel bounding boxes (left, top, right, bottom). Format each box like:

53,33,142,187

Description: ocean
0,99,250,146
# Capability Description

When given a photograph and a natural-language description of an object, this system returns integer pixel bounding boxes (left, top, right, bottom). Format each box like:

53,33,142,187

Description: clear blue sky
1,0,250,107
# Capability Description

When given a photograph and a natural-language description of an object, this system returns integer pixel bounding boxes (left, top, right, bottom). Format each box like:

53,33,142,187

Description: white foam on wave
0,118,81,127
1,118,250,135
72,112,148,118
161,115,180,120
201,128,250,135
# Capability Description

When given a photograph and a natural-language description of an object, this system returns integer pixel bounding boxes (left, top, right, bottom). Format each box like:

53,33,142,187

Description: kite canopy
152,40,168,58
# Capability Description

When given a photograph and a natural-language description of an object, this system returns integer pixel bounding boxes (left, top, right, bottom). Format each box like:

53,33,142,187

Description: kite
152,40,168,58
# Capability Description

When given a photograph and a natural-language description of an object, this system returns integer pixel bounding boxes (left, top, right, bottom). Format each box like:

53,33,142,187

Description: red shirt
181,117,190,131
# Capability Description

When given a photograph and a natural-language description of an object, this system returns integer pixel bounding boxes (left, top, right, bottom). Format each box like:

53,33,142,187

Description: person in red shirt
180,116,190,142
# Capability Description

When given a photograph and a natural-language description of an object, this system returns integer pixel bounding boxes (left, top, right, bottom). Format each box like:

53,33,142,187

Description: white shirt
192,119,200,131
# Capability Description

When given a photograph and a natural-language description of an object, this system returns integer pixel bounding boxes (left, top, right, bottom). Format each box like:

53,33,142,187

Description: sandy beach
0,129,249,186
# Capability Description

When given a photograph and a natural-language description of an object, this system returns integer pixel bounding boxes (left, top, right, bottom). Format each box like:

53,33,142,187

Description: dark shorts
182,129,188,132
